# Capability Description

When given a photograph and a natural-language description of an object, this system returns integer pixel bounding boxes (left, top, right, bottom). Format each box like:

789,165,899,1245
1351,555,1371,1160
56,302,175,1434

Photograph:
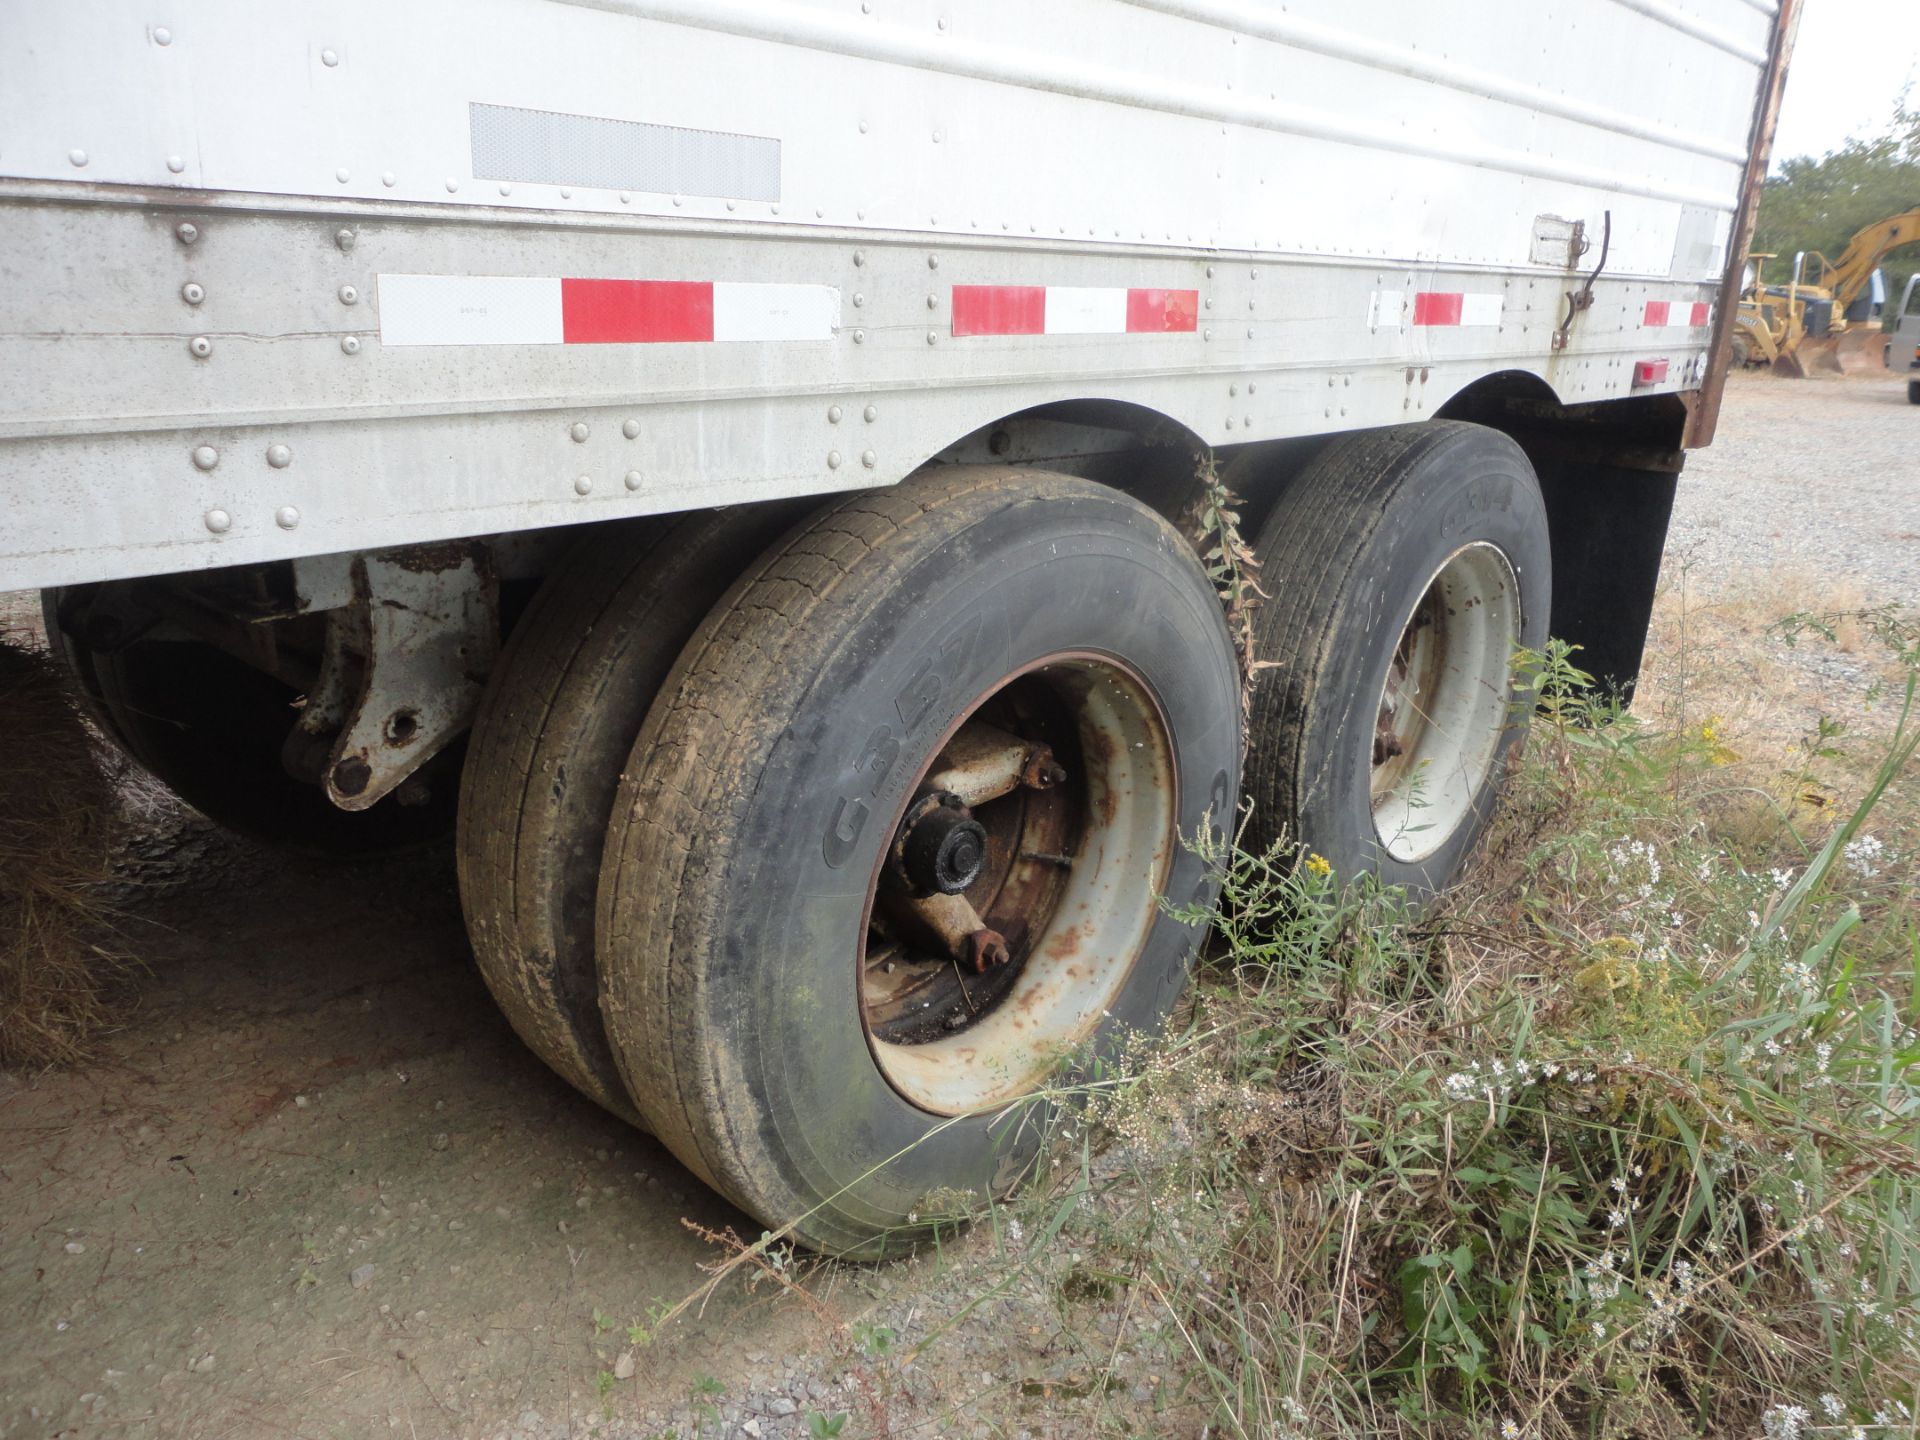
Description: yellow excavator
1731,206,1920,376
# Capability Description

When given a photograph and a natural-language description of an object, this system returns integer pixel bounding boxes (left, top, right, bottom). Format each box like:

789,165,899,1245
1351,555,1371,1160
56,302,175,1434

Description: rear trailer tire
1244,422,1550,892
595,469,1241,1257
1908,378,1919,404
40,587,458,855
457,505,810,1121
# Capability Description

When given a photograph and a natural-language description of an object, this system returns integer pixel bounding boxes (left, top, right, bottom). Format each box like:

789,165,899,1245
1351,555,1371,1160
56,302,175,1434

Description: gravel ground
2,369,1915,1440
1670,371,1920,607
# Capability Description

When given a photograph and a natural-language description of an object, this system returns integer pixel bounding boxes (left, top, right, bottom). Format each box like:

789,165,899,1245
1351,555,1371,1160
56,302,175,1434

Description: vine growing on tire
1193,452,1273,726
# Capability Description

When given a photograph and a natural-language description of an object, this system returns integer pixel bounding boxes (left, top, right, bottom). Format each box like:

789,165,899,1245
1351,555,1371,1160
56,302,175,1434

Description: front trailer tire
1244,422,1551,893
457,505,811,1122
594,469,1242,1257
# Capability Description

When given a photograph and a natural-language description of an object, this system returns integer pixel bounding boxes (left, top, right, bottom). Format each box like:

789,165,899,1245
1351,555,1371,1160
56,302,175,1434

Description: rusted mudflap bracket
284,542,498,812
1688,0,1802,447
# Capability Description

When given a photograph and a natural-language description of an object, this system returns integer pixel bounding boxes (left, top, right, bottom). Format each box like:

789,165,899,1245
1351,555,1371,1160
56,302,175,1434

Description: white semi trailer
0,0,1796,1255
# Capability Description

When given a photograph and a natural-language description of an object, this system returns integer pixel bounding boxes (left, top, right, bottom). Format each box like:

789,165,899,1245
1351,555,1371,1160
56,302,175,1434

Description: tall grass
972,615,1920,1438
638,612,1919,1439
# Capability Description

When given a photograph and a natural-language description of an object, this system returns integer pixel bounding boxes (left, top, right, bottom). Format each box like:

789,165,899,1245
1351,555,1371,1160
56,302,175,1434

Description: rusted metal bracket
922,723,1065,808
1689,0,1803,447
882,890,1011,973
290,543,498,812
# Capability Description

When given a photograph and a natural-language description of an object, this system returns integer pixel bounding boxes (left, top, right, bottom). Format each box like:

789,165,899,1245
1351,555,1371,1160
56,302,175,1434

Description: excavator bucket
1776,336,1844,377
1771,346,1815,378
1832,327,1890,374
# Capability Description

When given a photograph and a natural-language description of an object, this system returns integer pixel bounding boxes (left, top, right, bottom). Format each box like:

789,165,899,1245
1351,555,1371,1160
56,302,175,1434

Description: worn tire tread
458,506,804,1121
1244,423,1477,851
595,467,1133,1214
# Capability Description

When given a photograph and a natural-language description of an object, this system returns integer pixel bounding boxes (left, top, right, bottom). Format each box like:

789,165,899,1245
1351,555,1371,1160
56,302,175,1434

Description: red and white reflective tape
950,285,1199,336
1643,300,1712,328
376,274,839,346
1368,291,1505,328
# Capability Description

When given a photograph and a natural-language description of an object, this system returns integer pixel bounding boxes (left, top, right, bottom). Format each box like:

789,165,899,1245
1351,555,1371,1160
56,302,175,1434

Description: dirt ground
2,369,1915,1440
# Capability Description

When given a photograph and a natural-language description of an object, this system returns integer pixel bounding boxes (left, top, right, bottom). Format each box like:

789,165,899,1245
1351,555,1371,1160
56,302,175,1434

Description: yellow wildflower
1304,853,1332,878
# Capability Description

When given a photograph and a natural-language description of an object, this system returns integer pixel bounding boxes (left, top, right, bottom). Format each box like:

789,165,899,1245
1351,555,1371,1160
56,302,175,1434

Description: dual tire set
52,422,1550,1255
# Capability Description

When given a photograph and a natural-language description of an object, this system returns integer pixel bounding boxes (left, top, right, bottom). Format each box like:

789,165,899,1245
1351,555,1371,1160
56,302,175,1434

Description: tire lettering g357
823,614,987,868
822,724,902,867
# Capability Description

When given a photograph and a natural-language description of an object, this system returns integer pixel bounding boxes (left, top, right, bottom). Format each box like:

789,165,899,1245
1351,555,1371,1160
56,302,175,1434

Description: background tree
1752,93,1920,318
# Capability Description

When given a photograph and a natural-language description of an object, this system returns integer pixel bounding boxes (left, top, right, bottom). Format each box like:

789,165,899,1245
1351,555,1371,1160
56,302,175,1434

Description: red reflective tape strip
561,278,714,343
951,285,1047,336
1125,288,1200,333
1645,300,1711,327
1412,292,1465,326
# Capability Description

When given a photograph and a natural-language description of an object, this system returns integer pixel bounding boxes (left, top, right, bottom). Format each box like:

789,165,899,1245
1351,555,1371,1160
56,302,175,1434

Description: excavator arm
1808,207,1920,313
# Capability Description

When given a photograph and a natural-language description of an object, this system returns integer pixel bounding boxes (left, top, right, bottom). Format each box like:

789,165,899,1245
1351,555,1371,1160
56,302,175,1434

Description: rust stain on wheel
857,653,1177,1116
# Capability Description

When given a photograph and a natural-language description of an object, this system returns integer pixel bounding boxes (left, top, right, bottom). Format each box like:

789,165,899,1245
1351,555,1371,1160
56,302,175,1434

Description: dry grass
0,634,128,1068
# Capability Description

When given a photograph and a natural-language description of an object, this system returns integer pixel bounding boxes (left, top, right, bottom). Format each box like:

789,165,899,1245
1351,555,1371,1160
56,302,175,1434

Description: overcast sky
1771,0,1920,164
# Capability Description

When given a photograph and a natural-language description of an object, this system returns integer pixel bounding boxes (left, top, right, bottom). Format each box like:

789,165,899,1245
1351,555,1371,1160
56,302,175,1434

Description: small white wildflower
1607,1208,1627,1229
1500,1420,1522,1440
1761,1403,1810,1440
1844,834,1885,879
1005,1218,1024,1246
1609,1176,1626,1193
1590,1321,1607,1339
1819,1394,1844,1421
1770,868,1794,890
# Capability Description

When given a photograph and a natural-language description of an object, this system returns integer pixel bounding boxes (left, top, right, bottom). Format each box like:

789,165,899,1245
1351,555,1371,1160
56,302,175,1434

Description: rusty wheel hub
859,657,1176,1115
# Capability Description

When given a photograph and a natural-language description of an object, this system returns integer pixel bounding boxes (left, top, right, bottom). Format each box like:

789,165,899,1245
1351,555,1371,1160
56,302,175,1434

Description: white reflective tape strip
1459,293,1505,327
711,282,840,342
1369,290,1406,328
378,274,563,346
1044,287,1130,335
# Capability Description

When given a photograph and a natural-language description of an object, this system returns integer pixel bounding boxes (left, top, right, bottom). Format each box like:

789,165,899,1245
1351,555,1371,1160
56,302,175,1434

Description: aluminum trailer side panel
0,0,1779,590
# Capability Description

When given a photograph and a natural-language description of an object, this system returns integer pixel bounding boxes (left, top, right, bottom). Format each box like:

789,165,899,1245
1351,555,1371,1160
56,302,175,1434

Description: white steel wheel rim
1368,542,1521,865
862,657,1176,1116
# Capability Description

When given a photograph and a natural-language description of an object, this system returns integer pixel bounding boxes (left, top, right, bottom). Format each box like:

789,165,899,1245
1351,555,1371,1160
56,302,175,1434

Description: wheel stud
1019,746,1068,790
965,928,1011,972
